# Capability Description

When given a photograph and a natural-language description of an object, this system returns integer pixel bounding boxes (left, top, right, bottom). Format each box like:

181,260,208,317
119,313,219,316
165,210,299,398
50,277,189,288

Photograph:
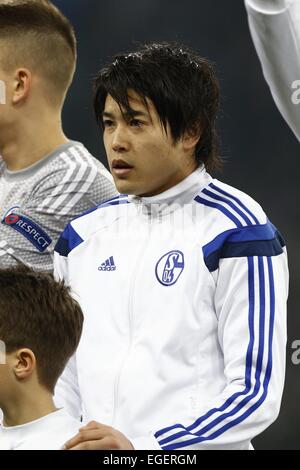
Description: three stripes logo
98,256,116,271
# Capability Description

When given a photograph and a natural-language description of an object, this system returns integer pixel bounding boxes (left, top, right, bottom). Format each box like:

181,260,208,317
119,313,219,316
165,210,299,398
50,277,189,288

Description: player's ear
182,123,202,151
13,348,36,381
12,68,32,105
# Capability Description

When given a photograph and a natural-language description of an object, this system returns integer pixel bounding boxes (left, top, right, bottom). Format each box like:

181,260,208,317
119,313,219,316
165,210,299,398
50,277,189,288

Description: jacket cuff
130,433,162,450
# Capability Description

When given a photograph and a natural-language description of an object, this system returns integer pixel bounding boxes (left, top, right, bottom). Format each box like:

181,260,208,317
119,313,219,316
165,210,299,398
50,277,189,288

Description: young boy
0,0,117,272
0,265,84,450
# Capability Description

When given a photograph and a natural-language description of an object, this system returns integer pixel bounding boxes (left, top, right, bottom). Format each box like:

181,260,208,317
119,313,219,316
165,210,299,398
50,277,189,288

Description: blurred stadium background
53,0,300,450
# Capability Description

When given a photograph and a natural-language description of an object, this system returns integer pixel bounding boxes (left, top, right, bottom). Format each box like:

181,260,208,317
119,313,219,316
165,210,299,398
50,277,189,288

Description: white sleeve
146,249,288,450
245,0,300,141
54,354,82,420
53,246,82,420
246,0,291,13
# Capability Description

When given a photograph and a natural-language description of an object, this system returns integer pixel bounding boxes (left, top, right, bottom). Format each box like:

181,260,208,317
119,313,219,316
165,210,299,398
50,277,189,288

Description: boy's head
0,265,83,405
94,42,221,197
0,0,76,121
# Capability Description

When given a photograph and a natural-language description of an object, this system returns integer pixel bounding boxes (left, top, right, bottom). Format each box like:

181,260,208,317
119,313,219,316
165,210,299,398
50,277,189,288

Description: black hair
94,42,221,172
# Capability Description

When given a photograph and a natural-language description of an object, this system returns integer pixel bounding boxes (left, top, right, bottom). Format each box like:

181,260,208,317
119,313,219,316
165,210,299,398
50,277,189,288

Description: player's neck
0,119,69,171
2,389,57,427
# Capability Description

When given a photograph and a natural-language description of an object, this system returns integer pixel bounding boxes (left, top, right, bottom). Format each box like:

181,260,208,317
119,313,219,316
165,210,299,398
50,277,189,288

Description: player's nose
111,125,130,153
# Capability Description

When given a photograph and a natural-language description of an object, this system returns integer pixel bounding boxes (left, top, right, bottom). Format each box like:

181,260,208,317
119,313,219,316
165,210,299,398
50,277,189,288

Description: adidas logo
98,256,116,271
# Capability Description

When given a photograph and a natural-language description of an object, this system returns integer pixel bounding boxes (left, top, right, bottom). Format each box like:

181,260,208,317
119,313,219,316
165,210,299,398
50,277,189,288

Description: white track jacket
54,167,288,450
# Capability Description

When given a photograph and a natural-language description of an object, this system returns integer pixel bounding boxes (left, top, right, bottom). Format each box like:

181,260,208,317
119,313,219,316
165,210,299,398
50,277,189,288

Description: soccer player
0,0,117,272
54,43,288,450
0,265,83,450
245,0,300,141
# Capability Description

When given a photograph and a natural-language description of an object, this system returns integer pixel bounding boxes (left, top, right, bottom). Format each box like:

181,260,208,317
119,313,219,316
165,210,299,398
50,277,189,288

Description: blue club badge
155,250,185,286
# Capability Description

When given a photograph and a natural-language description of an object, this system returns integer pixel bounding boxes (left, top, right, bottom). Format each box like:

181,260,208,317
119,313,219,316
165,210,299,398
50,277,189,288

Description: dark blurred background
53,0,300,450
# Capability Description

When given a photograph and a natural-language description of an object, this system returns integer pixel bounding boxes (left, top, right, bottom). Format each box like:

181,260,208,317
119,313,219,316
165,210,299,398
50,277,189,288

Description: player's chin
113,177,137,196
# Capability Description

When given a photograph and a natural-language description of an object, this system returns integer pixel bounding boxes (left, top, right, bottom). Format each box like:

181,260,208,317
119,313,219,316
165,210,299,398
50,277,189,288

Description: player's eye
103,119,114,128
129,119,143,128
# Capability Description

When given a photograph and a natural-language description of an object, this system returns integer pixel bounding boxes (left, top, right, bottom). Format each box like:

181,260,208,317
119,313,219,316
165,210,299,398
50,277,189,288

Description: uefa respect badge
2,209,52,253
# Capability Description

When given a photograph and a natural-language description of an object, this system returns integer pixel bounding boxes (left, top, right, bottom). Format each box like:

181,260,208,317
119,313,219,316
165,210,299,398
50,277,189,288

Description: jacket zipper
111,202,152,426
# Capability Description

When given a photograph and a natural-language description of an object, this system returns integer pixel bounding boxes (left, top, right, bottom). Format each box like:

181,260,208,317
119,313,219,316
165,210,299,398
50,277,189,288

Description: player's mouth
111,159,134,177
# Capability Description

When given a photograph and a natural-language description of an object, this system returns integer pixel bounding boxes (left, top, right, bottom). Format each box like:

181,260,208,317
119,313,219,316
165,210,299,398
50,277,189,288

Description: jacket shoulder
54,195,130,257
194,180,285,272
194,179,267,231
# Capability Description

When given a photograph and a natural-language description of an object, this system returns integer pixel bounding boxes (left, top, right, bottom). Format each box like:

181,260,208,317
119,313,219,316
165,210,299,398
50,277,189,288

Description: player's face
103,92,197,197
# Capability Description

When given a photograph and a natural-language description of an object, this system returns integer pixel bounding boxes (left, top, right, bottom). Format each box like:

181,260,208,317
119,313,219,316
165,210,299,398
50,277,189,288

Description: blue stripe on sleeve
155,256,256,444
209,182,260,225
54,224,83,257
202,222,284,272
202,188,253,226
157,256,275,450
194,195,243,228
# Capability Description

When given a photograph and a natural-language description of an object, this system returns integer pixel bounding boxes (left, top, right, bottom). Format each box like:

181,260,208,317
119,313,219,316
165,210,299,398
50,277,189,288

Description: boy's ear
13,349,36,381
12,68,32,105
